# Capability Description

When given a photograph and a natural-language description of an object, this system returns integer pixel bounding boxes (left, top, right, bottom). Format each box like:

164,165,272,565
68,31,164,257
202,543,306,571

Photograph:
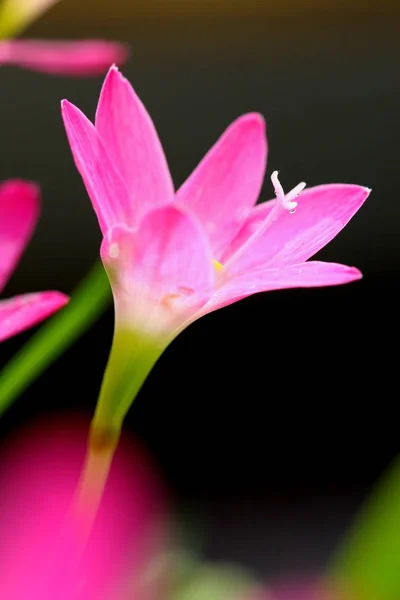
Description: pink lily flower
0,0,128,75
61,65,370,437
0,180,68,343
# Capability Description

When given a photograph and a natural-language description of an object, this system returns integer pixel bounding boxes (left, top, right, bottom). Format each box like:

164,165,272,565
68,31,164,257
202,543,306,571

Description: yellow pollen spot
213,259,223,272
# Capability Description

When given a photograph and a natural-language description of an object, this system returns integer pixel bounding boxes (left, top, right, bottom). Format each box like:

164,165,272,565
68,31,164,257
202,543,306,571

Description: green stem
72,322,165,528
91,324,165,438
0,260,111,416
327,454,400,599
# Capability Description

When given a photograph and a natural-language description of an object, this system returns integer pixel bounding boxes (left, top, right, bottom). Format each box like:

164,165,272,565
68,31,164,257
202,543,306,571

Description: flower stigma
271,170,306,213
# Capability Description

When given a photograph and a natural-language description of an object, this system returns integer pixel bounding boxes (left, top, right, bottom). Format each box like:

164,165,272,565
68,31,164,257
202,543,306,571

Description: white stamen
271,170,285,204
271,170,306,212
286,181,306,203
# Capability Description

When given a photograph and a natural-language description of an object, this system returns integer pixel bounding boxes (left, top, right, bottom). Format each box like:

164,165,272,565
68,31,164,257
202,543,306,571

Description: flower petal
221,197,275,261
0,180,39,293
101,206,214,334
95,66,174,224
111,206,213,300
0,291,68,343
0,40,128,76
202,261,362,314
61,99,132,234
228,184,370,274
0,0,60,37
175,113,267,260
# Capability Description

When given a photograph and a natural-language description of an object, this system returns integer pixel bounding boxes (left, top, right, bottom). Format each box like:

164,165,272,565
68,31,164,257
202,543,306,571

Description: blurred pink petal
0,416,169,599
0,180,68,343
0,180,39,293
0,291,68,343
96,66,174,225
176,113,267,259
0,40,128,76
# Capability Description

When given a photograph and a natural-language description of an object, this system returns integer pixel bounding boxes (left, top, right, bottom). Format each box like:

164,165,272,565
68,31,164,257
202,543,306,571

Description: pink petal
175,113,267,260
61,100,132,234
202,261,362,314
0,180,39,293
228,184,370,274
132,206,214,301
0,40,128,76
0,291,68,343
222,197,275,261
95,66,174,224
101,207,214,332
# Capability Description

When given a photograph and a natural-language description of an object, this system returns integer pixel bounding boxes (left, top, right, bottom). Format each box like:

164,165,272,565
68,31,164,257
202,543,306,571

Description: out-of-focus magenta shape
0,39,129,76
0,415,169,599
0,180,68,343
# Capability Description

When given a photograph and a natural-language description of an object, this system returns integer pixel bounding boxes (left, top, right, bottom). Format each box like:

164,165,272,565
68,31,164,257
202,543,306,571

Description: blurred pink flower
0,415,169,599
0,0,128,75
0,180,68,343
62,65,370,342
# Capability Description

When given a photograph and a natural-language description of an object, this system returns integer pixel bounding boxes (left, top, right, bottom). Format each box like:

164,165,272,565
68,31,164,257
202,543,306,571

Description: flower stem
72,321,166,532
72,423,120,540
92,323,166,434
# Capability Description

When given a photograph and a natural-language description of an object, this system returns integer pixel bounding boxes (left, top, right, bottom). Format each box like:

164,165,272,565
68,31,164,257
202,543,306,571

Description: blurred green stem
328,454,400,599
0,260,111,416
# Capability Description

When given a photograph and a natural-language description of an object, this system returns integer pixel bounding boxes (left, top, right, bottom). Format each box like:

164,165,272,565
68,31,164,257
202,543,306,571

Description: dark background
0,0,398,582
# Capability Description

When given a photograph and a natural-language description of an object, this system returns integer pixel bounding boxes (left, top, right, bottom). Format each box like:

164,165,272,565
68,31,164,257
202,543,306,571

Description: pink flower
62,66,369,341
61,66,369,434
0,180,68,343
0,0,128,76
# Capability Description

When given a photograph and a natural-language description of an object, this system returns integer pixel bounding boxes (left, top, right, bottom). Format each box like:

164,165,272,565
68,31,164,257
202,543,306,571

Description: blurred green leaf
0,260,111,416
328,454,400,599
0,0,60,39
